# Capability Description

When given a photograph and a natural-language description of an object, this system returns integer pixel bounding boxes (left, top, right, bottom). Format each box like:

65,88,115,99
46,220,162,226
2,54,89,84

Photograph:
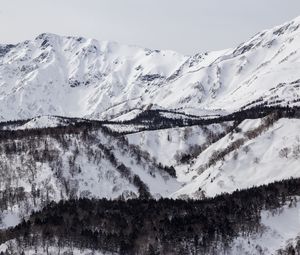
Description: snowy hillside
1,16,300,121
125,123,231,172
172,116,300,198
0,110,297,204
0,125,180,230
230,198,300,255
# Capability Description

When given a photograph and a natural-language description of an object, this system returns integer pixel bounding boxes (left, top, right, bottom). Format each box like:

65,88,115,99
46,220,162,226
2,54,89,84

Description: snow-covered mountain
0,16,300,202
0,16,299,203
1,16,300,121
1,15,300,255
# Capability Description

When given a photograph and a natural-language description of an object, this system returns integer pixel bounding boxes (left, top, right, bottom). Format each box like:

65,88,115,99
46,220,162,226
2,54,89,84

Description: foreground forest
0,178,300,255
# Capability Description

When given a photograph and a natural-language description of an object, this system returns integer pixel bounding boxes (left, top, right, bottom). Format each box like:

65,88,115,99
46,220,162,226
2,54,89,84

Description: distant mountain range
1,16,300,121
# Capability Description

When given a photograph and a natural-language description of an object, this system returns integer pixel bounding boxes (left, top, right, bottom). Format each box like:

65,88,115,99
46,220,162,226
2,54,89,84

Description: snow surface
15,116,70,129
0,241,111,255
230,198,300,255
0,210,20,229
126,123,230,175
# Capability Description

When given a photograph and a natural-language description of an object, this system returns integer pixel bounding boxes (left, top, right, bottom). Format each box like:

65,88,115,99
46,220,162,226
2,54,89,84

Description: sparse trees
293,145,300,159
279,147,291,159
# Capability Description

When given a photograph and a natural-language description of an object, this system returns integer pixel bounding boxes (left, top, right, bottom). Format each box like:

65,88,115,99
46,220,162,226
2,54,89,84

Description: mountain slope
1,16,300,121
172,116,300,198
0,123,180,229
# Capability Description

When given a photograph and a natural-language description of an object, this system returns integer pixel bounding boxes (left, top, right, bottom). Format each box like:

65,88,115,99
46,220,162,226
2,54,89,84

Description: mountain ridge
1,16,300,121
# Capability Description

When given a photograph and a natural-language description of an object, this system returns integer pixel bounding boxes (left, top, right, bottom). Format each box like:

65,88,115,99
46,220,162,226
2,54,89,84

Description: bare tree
254,157,260,164
233,151,239,160
243,145,250,154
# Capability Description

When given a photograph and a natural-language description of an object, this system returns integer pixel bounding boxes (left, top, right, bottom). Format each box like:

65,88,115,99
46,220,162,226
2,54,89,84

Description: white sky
1,0,300,54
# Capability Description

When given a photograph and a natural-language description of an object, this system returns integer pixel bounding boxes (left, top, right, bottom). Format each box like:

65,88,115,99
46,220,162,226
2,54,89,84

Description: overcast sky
1,0,300,54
